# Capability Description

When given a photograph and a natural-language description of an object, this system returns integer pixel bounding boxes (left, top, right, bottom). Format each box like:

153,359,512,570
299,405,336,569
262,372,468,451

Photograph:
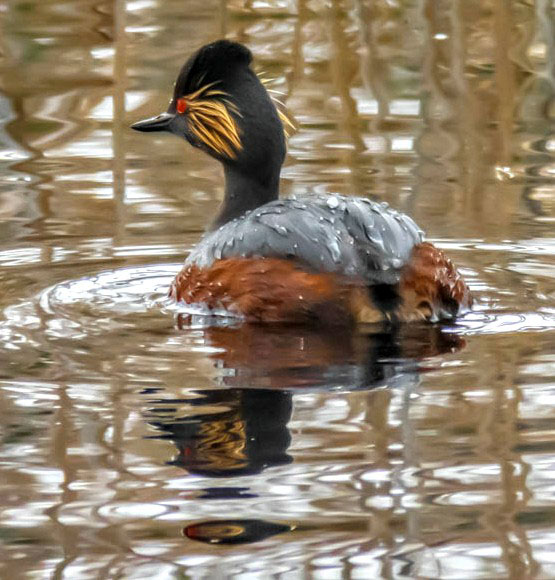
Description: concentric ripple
39,264,180,321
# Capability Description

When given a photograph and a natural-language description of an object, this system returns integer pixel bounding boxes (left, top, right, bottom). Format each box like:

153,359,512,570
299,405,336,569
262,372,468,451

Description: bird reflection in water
147,387,293,477
144,322,465,545
177,317,466,390
183,520,295,546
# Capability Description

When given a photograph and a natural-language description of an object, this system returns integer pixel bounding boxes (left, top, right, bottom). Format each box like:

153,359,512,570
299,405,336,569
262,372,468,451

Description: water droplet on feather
271,224,289,236
326,196,340,209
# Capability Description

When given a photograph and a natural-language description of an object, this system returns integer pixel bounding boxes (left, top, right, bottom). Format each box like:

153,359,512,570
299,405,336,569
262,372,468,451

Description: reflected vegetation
0,0,554,578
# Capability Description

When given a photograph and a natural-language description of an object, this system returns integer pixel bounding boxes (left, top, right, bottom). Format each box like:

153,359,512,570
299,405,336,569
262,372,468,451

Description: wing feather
185,195,424,285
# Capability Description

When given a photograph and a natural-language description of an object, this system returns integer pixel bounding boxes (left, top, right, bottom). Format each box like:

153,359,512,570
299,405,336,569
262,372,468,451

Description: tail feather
398,242,472,322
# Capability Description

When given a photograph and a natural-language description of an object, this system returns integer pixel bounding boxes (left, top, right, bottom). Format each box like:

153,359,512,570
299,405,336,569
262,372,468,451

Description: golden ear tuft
257,72,297,139
276,108,296,139
185,82,243,159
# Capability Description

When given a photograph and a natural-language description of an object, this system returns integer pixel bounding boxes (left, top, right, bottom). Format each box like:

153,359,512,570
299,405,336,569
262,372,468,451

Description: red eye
177,98,188,114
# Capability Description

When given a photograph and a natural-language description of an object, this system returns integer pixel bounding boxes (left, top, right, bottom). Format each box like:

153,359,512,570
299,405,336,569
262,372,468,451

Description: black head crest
133,40,286,166
174,40,253,99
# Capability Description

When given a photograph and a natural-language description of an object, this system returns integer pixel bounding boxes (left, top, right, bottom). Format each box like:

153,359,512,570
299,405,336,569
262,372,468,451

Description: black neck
211,165,280,229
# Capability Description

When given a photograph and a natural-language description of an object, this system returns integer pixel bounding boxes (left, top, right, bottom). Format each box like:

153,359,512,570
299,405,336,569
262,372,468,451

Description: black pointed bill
131,112,175,132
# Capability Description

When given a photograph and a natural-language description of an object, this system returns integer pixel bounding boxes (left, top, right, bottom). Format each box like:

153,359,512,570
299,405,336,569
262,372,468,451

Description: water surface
1,0,555,578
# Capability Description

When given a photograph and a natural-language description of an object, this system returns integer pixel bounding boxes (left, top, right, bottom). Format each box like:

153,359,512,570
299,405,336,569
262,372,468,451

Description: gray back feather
185,195,424,285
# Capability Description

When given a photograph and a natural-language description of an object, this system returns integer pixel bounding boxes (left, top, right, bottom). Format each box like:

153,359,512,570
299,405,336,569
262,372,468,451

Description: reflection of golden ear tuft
258,72,297,139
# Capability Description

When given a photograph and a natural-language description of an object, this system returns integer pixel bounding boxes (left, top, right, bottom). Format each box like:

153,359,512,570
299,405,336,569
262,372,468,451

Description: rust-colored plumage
170,258,364,324
398,242,473,321
170,243,472,325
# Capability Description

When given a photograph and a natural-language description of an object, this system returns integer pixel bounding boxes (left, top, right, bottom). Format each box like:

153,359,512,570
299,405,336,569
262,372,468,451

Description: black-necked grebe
132,40,472,324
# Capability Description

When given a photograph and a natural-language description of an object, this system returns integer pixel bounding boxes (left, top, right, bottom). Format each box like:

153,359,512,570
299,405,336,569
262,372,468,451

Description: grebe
132,40,472,324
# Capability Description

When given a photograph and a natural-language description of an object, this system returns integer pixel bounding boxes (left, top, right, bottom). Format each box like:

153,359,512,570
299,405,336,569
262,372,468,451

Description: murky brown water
0,1,554,578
